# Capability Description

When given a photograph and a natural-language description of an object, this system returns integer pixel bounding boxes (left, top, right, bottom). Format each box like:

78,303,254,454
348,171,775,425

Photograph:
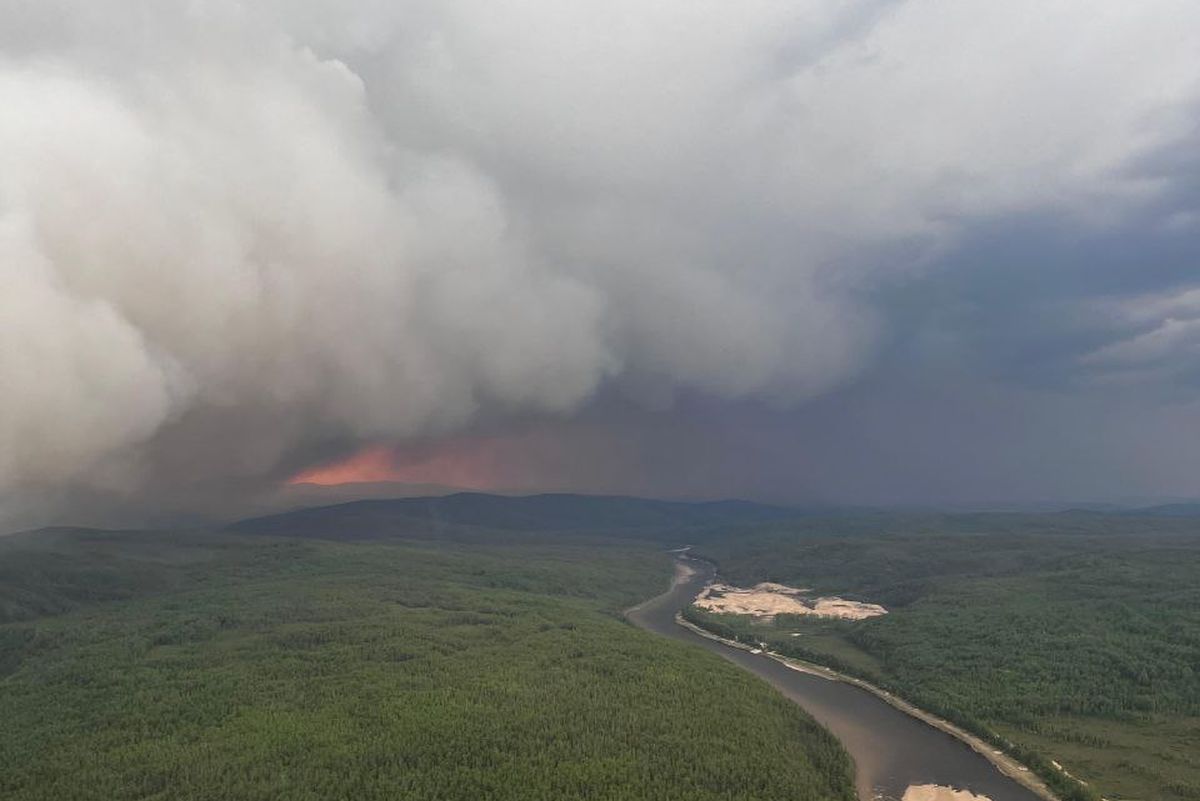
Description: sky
2,1,1200,525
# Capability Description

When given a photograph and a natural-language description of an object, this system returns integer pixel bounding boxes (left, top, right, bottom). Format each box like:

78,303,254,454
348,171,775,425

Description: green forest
691,514,1200,801
0,524,855,801
7,500,1200,801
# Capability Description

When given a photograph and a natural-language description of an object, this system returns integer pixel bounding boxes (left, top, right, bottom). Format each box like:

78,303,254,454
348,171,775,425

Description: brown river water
626,557,1047,801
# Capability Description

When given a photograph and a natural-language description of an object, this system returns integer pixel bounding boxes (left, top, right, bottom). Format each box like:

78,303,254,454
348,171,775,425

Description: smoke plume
2,1,1198,520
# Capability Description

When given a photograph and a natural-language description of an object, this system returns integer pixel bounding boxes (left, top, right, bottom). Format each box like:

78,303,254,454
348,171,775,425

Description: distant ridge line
227,491,804,540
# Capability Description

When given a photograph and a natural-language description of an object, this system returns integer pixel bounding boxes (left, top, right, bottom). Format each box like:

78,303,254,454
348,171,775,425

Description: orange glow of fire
288,446,404,486
288,442,504,490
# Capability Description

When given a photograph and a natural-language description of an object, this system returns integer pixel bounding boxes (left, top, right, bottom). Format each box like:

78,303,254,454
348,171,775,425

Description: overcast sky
3,1,1200,524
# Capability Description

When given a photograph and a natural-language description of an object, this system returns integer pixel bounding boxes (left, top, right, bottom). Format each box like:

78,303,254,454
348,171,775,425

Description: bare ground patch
694,581,887,621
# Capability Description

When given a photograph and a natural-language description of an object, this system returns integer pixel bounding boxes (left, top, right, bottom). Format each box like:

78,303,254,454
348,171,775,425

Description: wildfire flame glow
288,446,404,486
287,442,504,490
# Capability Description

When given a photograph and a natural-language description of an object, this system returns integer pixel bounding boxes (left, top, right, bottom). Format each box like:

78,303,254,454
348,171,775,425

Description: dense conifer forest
7,499,1199,801
0,523,855,801
691,514,1200,801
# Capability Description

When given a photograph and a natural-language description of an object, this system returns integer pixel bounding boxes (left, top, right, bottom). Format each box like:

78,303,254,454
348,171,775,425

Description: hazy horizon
3,1,1200,528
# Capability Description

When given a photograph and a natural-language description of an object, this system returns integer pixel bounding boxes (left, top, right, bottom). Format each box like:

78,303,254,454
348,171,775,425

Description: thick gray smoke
2,1,1198,520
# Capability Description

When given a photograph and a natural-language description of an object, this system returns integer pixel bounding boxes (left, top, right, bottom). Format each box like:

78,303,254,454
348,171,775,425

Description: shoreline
623,555,698,617
673,613,1060,801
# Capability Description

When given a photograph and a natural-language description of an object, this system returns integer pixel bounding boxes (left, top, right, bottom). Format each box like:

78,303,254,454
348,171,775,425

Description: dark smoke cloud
2,1,1199,524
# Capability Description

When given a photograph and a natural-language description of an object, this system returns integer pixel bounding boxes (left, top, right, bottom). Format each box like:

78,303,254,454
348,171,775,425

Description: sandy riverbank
903,786,993,801
694,580,888,621
674,613,1059,801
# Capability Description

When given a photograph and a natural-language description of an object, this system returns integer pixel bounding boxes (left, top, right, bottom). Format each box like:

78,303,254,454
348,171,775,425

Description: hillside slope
229,492,799,540
0,522,854,801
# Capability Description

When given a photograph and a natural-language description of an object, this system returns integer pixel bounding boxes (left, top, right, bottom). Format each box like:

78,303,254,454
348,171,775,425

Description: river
626,557,1048,801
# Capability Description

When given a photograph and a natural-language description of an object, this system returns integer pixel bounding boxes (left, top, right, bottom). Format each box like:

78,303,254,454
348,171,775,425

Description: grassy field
691,514,1200,801
0,523,855,801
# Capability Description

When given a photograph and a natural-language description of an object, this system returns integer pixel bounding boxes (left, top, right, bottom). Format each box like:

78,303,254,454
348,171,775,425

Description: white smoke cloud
1,0,1198,513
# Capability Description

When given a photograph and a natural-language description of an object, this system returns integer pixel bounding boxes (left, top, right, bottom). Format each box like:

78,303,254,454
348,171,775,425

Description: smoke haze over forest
3,1,1200,525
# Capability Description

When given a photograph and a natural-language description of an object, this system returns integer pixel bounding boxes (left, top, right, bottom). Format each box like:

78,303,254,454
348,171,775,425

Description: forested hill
691,515,1200,801
229,492,800,540
1120,502,1200,517
0,524,857,801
